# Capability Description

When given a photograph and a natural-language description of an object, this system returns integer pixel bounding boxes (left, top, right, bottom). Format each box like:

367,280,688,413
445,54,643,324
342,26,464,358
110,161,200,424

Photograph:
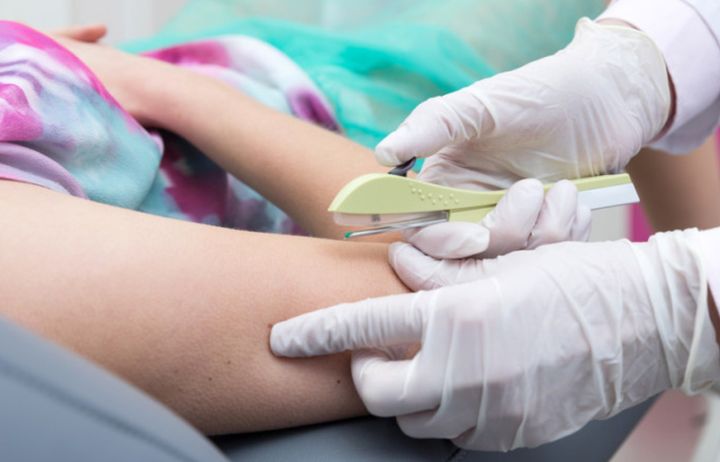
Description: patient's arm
53,35,387,239
626,135,720,231
0,180,407,435
150,73,388,239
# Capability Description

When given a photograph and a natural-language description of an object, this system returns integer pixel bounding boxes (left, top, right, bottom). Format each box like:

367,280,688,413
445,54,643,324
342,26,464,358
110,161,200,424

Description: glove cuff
599,0,720,153
684,229,720,392
571,18,672,164
635,229,720,394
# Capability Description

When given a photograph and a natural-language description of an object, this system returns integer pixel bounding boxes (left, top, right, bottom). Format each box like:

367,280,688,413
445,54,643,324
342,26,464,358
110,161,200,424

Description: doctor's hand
271,230,720,451
401,177,591,259
378,19,670,258
376,20,670,258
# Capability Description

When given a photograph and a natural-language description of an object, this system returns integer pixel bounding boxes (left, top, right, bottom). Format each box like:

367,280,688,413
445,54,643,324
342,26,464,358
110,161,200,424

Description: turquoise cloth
125,0,604,148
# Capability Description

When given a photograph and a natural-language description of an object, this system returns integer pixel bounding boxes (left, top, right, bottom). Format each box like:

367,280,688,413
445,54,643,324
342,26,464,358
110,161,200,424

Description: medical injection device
330,159,640,239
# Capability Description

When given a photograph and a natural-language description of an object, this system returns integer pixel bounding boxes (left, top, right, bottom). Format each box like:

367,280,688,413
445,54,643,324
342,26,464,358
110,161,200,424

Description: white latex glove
416,178,591,259
271,230,720,451
377,18,670,258
377,18,670,181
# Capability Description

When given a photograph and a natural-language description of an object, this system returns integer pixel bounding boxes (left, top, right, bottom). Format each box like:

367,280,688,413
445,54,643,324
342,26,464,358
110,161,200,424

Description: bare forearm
0,181,407,434
141,69,385,238
626,135,720,232
50,38,393,239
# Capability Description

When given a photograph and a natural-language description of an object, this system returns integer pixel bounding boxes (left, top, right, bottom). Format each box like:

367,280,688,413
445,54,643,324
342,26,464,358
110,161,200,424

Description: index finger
270,291,432,358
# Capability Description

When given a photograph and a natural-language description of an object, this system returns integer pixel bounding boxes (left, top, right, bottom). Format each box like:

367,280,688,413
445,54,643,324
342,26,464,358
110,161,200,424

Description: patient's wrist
137,64,214,130
142,67,261,137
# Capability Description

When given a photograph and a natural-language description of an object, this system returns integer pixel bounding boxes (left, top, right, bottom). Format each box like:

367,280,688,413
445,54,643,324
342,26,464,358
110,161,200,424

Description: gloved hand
415,178,591,259
378,18,670,258
271,230,720,451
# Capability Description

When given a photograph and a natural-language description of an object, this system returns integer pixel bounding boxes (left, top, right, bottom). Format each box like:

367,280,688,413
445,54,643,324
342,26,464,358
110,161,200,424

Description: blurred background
0,0,185,43
1,1,716,461
0,0,633,242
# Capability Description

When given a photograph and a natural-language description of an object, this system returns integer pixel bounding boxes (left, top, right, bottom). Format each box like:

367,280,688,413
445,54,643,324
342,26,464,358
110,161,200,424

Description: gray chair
0,315,226,462
216,403,652,462
0,316,652,461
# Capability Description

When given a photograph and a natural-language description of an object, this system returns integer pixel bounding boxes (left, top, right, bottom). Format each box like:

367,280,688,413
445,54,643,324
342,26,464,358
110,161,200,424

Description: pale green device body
329,173,633,223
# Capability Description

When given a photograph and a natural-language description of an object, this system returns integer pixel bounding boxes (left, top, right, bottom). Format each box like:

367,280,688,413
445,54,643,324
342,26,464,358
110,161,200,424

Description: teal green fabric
126,0,604,148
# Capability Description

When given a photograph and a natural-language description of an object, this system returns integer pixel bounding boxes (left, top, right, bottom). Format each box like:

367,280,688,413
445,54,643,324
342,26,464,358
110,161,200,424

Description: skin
603,15,720,340
0,181,408,434
8,25,718,435
627,137,720,344
51,29,390,239
1,27,410,435
627,137,720,233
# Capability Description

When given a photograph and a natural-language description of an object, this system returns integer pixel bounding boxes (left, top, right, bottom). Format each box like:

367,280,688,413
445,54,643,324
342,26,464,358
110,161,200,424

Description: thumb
401,178,546,260
390,242,494,291
351,349,419,417
53,24,107,42
479,178,544,258
375,87,489,166
403,221,490,259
